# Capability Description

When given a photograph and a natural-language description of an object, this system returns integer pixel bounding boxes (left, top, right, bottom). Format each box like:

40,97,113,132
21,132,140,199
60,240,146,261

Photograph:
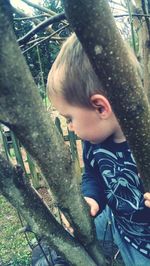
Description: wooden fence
0,118,83,188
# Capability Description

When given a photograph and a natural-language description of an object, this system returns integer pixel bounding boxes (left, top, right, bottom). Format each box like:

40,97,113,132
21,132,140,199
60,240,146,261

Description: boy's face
51,94,121,144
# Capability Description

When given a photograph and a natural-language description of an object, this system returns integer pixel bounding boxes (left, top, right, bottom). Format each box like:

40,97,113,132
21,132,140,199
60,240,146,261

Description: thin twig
18,12,66,45
14,14,51,21
114,12,150,18
21,0,56,16
21,35,66,48
22,24,69,54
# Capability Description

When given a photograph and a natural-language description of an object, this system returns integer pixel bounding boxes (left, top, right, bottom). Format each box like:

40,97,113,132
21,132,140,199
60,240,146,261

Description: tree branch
22,24,69,53
14,14,51,21
0,1,106,264
11,5,40,25
21,0,57,16
18,12,66,45
114,13,150,18
0,155,97,266
10,3,65,45
141,0,150,38
11,5,30,18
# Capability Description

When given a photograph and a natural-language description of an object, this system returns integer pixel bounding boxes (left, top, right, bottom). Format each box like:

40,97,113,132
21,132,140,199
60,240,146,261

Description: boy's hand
84,197,100,216
144,192,150,208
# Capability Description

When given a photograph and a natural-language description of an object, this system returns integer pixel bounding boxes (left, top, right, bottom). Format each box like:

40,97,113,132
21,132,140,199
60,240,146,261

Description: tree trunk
0,127,5,157
63,0,150,191
0,1,106,265
134,0,150,99
0,155,98,266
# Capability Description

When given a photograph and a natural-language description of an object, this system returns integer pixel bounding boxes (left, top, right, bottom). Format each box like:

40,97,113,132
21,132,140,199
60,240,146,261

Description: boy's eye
66,117,72,124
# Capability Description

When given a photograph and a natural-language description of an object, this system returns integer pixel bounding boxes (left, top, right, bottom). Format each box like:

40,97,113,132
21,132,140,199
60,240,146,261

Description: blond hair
47,33,104,108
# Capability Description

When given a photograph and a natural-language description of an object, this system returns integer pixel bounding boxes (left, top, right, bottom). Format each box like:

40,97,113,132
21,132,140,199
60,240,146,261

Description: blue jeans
94,206,150,266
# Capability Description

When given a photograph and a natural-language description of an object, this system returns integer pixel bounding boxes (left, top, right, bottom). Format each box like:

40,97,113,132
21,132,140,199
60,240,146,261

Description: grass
0,195,32,266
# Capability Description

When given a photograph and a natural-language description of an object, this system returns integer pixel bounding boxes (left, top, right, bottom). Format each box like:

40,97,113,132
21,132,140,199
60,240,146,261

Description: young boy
47,33,150,266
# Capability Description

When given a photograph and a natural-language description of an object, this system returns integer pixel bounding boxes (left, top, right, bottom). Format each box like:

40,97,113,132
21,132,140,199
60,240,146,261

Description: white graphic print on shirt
91,146,150,257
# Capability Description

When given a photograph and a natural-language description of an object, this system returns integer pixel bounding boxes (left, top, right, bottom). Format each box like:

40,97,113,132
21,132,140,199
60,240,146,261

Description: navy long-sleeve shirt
81,137,150,258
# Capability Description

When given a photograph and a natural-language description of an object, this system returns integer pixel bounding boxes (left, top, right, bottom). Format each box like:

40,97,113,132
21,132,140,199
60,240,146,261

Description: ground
0,186,76,266
0,195,32,265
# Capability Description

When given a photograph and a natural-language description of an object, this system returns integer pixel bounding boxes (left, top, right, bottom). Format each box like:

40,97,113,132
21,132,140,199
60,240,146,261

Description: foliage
12,0,71,100
43,0,64,13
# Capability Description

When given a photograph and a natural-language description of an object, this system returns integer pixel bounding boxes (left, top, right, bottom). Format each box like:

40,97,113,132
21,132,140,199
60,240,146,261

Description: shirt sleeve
81,141,107,211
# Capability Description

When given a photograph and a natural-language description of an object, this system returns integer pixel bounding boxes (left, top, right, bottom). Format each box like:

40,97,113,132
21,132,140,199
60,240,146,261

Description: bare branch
21,0,57,16
14,14,51,21
11,4,40,25
18,12,66,45
10,3,65,45
22,24,69,53
11,5,30,18
114,13,150,18
109,0,127,9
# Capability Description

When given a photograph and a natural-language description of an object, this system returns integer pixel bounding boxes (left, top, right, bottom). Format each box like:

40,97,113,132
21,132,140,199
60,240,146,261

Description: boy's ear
90,94,112,117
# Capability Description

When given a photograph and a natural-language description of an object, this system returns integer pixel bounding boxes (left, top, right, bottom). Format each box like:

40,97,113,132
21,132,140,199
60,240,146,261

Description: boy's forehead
51,93,69,113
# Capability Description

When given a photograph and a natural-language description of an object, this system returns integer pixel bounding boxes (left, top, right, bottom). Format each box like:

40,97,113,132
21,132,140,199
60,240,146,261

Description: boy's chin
89,140,100,144
89,137,106,144
83,137,103,144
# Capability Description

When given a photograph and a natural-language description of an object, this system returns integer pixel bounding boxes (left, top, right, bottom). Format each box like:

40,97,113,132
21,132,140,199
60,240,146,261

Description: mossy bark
63,0,150,191
134,0,150,100
0,1,106,265
0,127,5,157
0,154,99,266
